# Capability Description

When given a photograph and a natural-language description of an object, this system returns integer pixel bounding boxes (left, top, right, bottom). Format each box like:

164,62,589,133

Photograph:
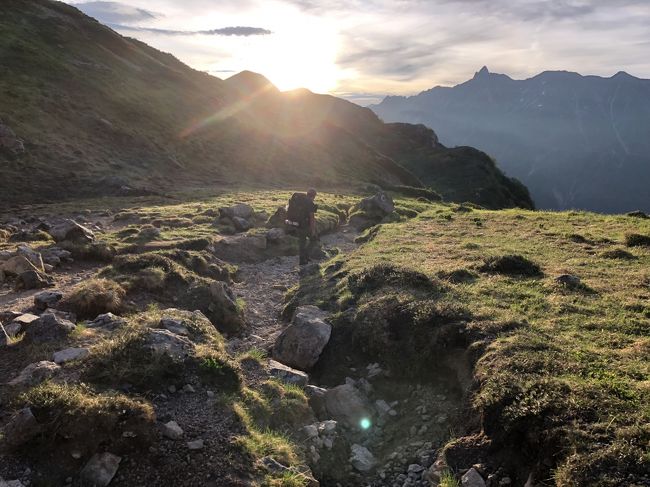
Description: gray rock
23,312,75,344
80,452,121,487
187,439,204,450
16,245,45,272
266,227,285,241
53,347,90,364
8,361,61,387
9,313,40,329
34,291,63,311
212,234,267,263
2,408,40,447
350,444,378,472
359,191,395,215
207,281,245,333
145,329,193,361
48,219,95,244
158,317,189,336
0,479,26,487
15,270,54,290
161,421,184,440
322,383,369,427
232,216,252,232
268,359,309,386
219,203,254,220
1,256,40,276
302,424,319,439
87,313,126,330
272,306,331,371
462,468,486,487
0,120,25,154
375,399,392,416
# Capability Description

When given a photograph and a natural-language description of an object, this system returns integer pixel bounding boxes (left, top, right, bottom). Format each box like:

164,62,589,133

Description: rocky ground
0,191,482,487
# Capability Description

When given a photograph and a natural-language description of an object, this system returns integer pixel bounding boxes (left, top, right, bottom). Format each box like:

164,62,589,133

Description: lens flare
360,418,371,430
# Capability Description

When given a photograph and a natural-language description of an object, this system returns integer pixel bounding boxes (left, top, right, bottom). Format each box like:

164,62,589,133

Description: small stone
206,391,215,398
161,421,184,440
499,478,512,486
34,291,62,311
182,384,195,393
80,452,121,487
168,385,177,394
187,439,204,450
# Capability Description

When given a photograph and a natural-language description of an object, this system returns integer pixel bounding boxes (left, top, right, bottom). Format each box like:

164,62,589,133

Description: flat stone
53,347,90,364
10,313,40,328
158,317,189,336
268,359,309,386
80,452,121,487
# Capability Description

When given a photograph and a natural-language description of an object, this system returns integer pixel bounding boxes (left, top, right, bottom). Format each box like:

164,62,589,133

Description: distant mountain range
371,67,650,213
0,1,532,210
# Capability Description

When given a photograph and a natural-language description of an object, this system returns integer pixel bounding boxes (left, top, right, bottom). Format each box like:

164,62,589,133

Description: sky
65,0,650,105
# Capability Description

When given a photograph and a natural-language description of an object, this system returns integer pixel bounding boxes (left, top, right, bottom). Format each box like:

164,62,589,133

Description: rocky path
229,226,359,354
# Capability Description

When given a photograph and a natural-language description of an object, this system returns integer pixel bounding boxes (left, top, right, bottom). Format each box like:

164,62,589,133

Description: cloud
110,24,272,36
74,1,161,24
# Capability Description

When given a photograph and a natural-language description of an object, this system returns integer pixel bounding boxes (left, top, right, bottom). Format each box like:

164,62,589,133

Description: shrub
479,254,542,277
625,233,650,247
62,278,125,319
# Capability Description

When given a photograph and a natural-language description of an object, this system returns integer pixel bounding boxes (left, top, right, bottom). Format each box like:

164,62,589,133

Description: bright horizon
65,0,650,104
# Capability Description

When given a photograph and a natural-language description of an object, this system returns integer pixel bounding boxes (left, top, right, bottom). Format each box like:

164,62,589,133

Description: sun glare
206,5,341,93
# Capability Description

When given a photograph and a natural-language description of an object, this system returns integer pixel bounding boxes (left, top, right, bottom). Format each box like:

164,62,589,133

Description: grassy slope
334,205,649,485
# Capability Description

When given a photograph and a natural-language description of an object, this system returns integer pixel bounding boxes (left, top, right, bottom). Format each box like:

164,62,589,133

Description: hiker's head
307,188,317,201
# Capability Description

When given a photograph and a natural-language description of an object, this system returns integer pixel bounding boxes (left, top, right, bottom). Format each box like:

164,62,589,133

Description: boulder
266,227,285,241
16,245,45,272
48,219,95,243
359,191,395,215
273,306,331,371
87,312,126,330
161,420,184,440
2,408,40,447
34,290,63,311
23,312,76,344
212,234,267,262
80,452,121,487
15,270,54,290
8,361,61,387
462,468,486,487
321,384,369,427
232,216,253,232
1,255,40,276
350,444,378,472
268,359,309,387
53,347,90,364
41,248,72,267
219,203,254,220
267,206,288,227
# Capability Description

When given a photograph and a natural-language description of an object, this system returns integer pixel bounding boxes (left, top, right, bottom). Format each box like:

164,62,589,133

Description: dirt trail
229,226,359,353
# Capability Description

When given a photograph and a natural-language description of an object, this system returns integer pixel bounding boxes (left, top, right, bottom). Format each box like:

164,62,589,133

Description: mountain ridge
371,67,650,212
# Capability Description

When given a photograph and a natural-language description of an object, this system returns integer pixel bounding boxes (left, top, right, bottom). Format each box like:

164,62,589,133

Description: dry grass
61,278,126,319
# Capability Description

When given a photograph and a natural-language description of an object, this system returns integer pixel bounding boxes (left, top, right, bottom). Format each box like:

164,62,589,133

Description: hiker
286,188,318,265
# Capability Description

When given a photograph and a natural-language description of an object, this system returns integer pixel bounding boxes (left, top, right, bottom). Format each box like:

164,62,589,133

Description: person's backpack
286,192,310,224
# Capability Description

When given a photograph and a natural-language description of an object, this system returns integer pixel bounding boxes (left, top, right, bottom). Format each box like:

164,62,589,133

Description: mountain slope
0,1,532,209
371,67,650,212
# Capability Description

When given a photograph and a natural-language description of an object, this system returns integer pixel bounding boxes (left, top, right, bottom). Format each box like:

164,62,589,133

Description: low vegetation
61,278,126,319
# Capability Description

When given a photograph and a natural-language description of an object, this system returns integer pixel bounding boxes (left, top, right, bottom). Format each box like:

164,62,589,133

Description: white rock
53,347,90,364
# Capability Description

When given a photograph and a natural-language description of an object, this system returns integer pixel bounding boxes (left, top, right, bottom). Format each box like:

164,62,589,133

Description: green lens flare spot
360,418,371,430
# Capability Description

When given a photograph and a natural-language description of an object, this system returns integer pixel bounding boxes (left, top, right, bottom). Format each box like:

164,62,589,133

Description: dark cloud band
109,24,272,36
